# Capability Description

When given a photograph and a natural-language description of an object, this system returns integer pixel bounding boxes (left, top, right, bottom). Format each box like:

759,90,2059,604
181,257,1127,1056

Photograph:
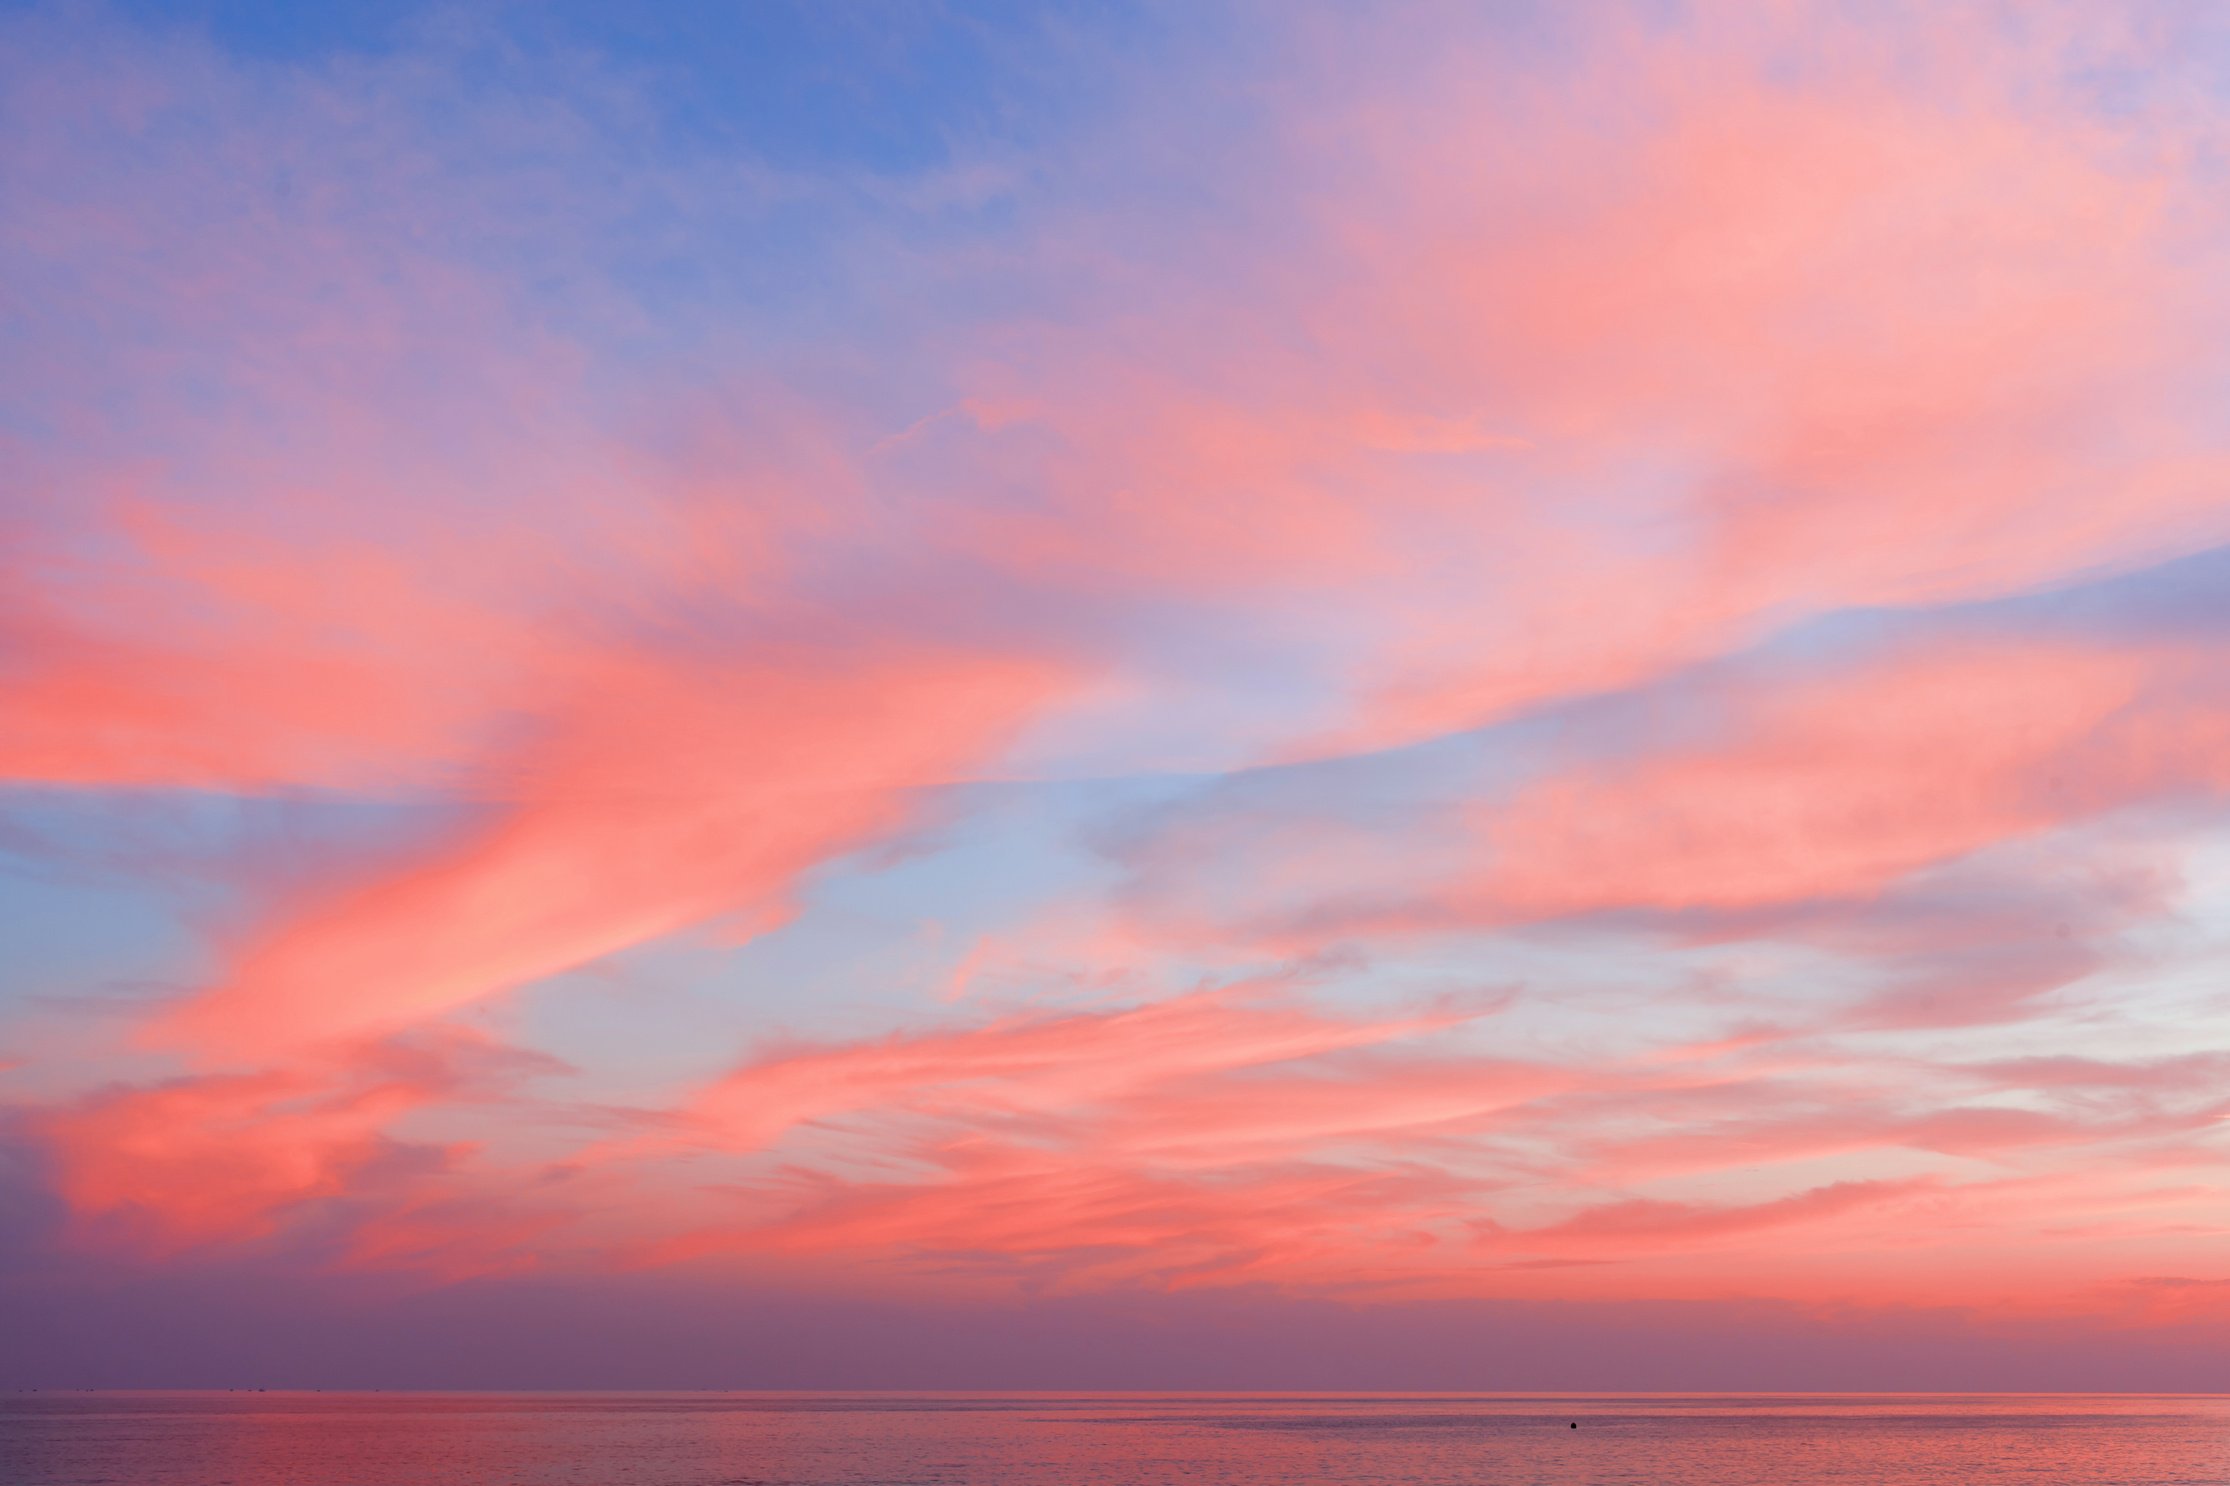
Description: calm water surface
3,1392,2226,1486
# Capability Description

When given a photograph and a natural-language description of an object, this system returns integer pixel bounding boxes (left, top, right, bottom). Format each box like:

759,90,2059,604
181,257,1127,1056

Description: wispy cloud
2,0,2229,1374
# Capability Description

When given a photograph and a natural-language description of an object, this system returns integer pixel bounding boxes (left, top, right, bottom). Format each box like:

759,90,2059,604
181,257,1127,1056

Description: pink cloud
161,639,1068,1061
1479,640,2173,918
38,1026,557,1249
6,0,2229,1346
673,982,1491,1153
884,3,2230,770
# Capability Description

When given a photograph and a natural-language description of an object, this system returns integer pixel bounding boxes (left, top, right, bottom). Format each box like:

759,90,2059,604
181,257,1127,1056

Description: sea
2,1391,2226,1485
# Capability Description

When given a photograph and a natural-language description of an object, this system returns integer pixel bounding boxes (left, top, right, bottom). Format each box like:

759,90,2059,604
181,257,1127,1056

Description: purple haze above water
3,1393,2227,1486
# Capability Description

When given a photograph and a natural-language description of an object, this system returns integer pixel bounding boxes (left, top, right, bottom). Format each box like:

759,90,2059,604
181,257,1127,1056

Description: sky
4,0,2230,1389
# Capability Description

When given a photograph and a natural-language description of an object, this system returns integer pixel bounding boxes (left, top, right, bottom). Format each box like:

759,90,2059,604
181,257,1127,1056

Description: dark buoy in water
1569,1422,1578,1429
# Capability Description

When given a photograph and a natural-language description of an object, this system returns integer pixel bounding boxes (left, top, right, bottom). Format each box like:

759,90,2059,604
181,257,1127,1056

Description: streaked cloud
2,0,2228,1379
